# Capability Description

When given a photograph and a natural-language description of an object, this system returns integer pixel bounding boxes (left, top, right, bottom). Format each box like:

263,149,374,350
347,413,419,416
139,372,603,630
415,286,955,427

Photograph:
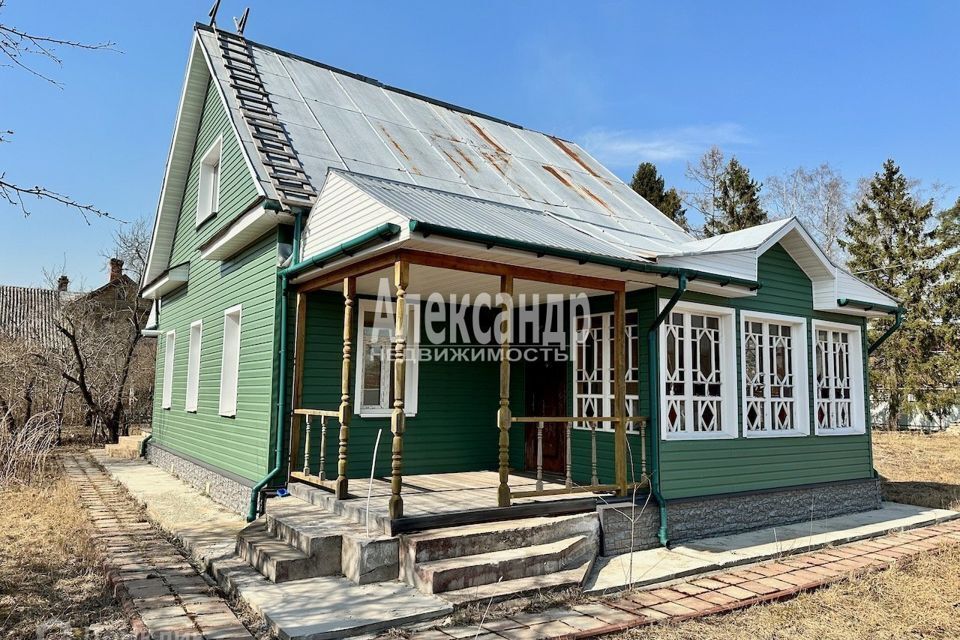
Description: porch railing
509,416,648,499
289,408,340,490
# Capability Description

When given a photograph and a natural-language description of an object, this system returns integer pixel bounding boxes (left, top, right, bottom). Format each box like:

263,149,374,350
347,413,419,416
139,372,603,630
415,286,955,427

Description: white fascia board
200,205,293,261
142,264,190,300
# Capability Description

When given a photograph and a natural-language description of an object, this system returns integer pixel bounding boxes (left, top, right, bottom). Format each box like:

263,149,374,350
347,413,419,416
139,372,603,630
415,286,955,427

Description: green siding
297,292,499,479
150,78,280,483
656,244,873,499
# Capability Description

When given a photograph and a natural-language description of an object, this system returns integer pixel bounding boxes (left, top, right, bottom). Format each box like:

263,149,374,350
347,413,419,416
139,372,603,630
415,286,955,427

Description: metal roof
195,24,691,258
0,285,77,350
334,170,653,264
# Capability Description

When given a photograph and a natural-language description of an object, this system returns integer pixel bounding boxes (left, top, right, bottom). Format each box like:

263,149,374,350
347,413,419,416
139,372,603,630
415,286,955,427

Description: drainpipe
647,272,688,547
866,306,905,355
246,207,305,522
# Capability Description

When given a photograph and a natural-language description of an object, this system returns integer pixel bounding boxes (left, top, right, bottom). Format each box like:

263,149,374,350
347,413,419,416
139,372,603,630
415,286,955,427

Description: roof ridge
193,22,566,137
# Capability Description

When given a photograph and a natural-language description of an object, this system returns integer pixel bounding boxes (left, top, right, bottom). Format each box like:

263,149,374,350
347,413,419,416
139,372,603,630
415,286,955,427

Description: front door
524,359,567,474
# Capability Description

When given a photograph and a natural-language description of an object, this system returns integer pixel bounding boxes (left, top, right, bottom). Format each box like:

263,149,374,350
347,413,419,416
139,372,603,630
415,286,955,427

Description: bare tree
765,164,850,261
105,217,150,284
0,0,116,219
684,146,726,236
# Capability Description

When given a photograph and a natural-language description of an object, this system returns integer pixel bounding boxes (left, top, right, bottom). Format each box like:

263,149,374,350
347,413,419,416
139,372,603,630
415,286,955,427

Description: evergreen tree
840,159,941,428
927,198,960,425
704,158,768,236
629,161,689,231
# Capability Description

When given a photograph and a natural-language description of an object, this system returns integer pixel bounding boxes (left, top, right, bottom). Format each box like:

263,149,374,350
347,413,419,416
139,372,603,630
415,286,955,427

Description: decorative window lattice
816,329,853,430
664,311,724,434
573,312,640,432
744,320,797,432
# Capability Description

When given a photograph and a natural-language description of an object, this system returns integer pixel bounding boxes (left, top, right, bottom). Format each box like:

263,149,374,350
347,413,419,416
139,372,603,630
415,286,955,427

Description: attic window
197,137,222,226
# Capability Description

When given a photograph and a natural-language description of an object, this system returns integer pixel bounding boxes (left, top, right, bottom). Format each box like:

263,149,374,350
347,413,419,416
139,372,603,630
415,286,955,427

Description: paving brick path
413,518,960,640
64,453,255,640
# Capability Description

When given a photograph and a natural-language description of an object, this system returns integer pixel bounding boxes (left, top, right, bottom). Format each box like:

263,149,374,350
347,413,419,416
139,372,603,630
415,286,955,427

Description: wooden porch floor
292,470,617,533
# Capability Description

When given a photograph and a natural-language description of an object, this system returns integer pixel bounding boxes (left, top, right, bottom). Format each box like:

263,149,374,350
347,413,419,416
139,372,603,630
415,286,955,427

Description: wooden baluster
319,416,327,481
565,422,573,489
388,261,409,520
496,275,514,507
336,277,355,499
590,420,599,486
536,420,544,492
302,415,312,476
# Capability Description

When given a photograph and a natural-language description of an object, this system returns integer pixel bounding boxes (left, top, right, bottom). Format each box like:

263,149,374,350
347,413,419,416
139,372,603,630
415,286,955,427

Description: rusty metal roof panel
336,170,650,263
196,25,694,254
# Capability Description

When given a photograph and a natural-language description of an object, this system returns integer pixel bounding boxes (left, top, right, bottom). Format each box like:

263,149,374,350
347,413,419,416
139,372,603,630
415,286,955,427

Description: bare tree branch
0,173,118,222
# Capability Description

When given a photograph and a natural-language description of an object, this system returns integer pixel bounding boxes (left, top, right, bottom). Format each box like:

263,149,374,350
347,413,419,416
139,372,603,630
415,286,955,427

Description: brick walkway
64,453,255,640
413,518,960,640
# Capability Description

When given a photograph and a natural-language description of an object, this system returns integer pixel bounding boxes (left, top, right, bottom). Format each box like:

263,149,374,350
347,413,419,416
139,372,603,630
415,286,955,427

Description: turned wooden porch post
336,277,356,499
288,291,308,480
497,274,514,507
389,260,410,520
613,287,628,496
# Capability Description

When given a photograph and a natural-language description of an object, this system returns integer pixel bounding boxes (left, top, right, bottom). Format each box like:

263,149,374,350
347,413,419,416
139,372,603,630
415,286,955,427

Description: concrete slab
585,501,959,595
93,451,453,639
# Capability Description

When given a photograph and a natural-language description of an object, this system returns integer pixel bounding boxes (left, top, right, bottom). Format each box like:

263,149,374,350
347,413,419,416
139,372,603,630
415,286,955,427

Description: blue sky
1,1,958,287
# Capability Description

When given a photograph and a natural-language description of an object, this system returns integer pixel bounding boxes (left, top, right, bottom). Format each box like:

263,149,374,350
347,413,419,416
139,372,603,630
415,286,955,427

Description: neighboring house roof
0,285,77,350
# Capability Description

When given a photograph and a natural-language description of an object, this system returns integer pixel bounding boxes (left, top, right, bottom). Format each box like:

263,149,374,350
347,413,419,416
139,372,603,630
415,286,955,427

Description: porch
283,247,655,526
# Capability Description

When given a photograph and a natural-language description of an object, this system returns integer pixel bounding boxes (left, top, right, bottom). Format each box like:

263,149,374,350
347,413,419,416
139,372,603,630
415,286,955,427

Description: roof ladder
214,29,317,209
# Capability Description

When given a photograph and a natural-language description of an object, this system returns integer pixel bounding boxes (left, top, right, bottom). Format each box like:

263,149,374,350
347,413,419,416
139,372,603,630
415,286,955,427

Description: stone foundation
597,478,882,554
598,500,659,555
146,442,253,515
666,477,882,544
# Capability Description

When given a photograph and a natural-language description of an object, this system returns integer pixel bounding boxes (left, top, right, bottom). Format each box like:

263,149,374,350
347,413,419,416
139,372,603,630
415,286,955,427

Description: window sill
815,428,867,436
195,210,218,230
661,431,738,442
743,429,810,439
219,412,236,419
358,411,417,419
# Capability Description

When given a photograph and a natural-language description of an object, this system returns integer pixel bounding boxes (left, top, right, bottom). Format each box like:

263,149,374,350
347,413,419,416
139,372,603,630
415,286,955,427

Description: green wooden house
141,24,901,548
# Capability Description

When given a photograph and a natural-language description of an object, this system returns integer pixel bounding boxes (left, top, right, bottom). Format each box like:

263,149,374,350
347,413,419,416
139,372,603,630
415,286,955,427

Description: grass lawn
621,430,960,640
0,453,126,640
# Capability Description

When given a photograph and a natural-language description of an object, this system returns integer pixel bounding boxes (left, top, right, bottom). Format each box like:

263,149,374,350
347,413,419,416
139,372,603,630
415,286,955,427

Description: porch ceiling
319,263,613,299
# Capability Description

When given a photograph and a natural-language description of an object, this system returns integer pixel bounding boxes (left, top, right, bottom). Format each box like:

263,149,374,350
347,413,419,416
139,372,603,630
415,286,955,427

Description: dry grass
873,430,960,511
0,457,126,639
618,430,960,639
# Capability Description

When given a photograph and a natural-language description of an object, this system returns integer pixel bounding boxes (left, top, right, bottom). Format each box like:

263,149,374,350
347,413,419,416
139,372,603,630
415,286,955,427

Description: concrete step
236,520,340,583
413,534,595,594
400,512,600,565
263,495,400,584
440,561,594,607
103,443,140,460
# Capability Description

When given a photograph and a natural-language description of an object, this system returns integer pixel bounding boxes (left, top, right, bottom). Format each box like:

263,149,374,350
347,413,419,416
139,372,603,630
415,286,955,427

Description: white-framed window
354,299,419,418
812,320,866,435
185,320,203,412
196,137,222,226
741,311,810,437
659,300,737,439
162,330,175,410
571,311,640,433
219,305,242,417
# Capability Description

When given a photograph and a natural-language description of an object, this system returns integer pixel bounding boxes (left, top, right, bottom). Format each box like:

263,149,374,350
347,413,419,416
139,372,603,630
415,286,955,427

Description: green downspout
245,220,401,522
648,273,688,547
246,208,305,522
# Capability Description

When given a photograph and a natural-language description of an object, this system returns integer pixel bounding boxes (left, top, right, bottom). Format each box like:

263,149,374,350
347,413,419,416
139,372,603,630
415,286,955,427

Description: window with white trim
813,321,866,434
660,302,737,439
354,299,419,417
741,313,810,436
185,320,202,412
162,330,175,410
572,311,640,432
219,305,242,417
196,138,221,226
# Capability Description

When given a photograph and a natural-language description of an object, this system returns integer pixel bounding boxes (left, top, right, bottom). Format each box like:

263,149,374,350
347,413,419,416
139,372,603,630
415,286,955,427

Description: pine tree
927,198,960,425
629,162,689,231
704,158,768,236
840,159,940,428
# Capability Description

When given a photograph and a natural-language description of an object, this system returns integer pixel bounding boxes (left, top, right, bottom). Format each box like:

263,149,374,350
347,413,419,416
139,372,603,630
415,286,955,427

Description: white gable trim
142,32,266,288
